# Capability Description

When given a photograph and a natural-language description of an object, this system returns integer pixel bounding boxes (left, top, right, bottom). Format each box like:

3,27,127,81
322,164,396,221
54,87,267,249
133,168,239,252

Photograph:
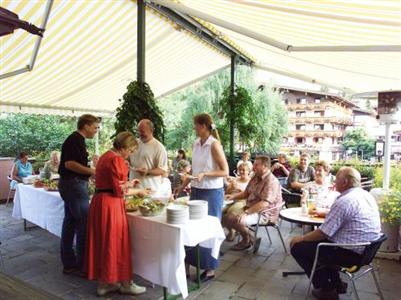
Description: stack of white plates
166,204,189,224
188,200,208,220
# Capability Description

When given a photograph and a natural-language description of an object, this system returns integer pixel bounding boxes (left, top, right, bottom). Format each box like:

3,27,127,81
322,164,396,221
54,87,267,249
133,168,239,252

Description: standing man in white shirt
129,119,168,191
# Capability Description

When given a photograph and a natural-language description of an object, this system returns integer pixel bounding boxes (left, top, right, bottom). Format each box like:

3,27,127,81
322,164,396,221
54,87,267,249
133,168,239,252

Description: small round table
279,207,325,227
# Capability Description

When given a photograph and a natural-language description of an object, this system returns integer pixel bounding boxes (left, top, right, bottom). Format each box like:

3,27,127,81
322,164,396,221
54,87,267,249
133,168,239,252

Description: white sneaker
119,282,146,295
97,283,120,296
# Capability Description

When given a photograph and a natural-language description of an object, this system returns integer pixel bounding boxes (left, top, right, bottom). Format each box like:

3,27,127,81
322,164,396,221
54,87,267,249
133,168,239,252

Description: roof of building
277,86,357,108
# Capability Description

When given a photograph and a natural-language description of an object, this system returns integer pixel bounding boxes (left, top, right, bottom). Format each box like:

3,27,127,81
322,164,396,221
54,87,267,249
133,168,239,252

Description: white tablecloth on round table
12,183,64,237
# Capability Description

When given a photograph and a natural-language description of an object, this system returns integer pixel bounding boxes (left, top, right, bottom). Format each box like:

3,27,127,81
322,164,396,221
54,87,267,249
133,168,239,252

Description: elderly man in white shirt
129,119,168,191
290,167,381,300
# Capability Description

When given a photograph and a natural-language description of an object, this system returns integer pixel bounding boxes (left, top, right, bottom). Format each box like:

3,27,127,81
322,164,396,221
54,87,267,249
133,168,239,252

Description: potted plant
114,81,165,141
379,191,401,252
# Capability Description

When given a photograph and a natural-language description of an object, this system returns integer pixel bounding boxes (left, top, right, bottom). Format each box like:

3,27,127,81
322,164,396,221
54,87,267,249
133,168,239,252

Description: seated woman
271,153,291,186
172,149,186,173
10,152,33,189
301,160,339,211
172,159,191,198
43,150,60,177
223,163,252,241
236,151,253,173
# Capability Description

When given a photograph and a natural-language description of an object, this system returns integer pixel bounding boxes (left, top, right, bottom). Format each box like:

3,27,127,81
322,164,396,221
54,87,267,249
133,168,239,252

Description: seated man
223,156,282,251
287,153,315,193
290,167,381,300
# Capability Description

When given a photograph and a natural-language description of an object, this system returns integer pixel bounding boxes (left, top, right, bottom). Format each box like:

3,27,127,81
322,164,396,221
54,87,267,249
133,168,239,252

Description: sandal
225,229,237,242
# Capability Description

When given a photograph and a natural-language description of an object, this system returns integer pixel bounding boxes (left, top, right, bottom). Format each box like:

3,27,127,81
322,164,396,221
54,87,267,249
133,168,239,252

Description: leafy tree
217,85,258,150
0,114,115,159
342,128,375,159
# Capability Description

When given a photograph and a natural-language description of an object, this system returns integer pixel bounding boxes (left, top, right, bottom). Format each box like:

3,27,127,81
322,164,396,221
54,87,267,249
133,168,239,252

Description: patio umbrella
0,6,44,37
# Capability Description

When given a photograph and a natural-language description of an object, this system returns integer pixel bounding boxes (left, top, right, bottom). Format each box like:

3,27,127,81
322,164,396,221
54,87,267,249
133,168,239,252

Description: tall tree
342,128,375,159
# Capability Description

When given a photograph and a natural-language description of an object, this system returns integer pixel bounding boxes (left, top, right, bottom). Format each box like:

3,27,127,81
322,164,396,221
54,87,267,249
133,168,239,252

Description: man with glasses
58,114,100,276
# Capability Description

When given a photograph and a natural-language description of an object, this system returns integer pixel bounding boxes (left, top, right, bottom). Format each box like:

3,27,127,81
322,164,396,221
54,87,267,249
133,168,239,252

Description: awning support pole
229,55,236,173
137,0,146,83
383,121,392,190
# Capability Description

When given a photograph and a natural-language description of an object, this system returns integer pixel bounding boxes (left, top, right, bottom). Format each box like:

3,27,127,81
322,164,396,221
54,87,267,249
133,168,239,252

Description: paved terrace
0,204,400,300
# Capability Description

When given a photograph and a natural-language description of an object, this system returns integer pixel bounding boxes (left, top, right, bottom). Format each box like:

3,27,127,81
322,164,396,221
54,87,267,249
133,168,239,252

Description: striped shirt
320,187,381,254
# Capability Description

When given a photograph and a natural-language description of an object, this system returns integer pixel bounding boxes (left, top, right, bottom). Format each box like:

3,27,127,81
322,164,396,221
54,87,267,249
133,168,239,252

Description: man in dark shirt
271,153,291,186
58,114,99,275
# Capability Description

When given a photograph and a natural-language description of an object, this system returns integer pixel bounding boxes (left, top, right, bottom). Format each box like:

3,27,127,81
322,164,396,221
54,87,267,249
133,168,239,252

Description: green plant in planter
217,85,258,150
114,81,165,141
379,191,401,225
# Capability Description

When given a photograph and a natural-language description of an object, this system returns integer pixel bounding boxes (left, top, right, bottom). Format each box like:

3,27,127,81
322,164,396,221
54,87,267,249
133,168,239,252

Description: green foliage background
0,114,114,160
159,66,288,155
342,128,375,159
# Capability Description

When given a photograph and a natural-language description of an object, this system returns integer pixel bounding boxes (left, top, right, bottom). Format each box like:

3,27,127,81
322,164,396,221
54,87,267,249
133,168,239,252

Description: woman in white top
182,113,228,282
301,160,339,210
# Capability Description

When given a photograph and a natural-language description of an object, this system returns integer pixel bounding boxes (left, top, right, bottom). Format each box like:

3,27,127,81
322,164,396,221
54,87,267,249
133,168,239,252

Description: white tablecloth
127,212,225,298
12,184,225,298
12,183,64,237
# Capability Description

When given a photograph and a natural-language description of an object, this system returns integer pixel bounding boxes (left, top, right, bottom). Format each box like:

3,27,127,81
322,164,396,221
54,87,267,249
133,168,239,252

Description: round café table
279,207,325,277
279,207,325,227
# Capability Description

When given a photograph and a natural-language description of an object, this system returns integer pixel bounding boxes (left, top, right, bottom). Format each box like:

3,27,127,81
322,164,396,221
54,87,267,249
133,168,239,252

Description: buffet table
12,184,225,298
127,212,225,298
12,183,64,236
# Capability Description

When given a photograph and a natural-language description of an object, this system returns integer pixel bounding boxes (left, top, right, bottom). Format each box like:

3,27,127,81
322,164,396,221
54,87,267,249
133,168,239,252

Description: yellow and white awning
168,0,401,94
0,0,231,114
1,0,401,115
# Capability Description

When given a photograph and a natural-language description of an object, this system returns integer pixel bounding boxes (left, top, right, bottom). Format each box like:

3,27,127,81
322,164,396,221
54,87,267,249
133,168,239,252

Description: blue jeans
186,187,224,270
59,178,89,270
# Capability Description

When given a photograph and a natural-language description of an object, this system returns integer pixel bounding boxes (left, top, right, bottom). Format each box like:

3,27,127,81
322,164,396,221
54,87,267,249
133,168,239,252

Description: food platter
138,200,165,216
125,196,145,212
33,179,58,191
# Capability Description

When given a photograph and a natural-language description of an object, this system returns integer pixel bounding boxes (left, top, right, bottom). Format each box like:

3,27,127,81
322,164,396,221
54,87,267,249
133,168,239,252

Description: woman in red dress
86,131,148,296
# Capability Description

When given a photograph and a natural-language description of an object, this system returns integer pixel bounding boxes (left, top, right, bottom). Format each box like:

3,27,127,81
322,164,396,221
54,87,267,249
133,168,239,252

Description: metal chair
281,187,302,208
306,234,387,300
248,203,287,254
360,178,374,191
6,175,16,206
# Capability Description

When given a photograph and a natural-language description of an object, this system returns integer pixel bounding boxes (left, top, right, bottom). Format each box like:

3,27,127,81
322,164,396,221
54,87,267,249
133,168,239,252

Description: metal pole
137,0,146,83
229,55,236,172
29,0,54,70
383,122,392,190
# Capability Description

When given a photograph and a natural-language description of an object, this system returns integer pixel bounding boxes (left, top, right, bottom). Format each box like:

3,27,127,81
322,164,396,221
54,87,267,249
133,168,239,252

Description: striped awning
0,0,231,114
172,0,401,94
1,0,401,115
